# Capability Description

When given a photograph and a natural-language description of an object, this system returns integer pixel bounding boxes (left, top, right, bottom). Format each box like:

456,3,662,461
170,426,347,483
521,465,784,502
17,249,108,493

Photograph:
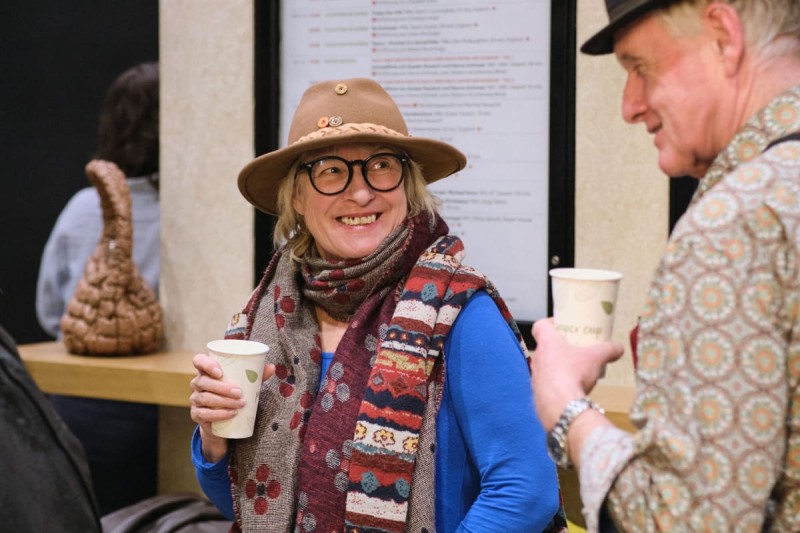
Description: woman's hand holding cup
189,340,271,462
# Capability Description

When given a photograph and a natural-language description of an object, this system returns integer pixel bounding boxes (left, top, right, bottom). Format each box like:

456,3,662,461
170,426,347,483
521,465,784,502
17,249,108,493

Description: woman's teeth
339,214,377,226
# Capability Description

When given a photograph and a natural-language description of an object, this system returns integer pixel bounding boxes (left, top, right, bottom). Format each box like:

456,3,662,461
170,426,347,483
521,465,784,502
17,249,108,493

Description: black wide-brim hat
581,0,673,55
238,78,467,215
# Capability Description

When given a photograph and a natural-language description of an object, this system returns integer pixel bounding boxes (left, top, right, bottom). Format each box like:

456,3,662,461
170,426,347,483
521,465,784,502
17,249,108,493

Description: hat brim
580,0,665,55
238,129,467,215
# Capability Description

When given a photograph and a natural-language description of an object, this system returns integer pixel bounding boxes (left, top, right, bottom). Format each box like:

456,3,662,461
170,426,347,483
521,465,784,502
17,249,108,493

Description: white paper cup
550,268,623,347
207,339,269,439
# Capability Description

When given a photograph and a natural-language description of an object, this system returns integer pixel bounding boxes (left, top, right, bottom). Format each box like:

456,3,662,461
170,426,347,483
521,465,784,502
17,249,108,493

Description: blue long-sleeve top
192,290,559,531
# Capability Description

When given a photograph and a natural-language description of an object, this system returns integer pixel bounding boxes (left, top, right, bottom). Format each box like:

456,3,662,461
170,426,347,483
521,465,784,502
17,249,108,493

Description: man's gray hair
661,1,800,60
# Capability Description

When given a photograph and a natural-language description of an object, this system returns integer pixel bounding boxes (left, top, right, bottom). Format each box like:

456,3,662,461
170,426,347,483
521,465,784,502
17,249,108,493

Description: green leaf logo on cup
206,339,270,439
550,268,623,347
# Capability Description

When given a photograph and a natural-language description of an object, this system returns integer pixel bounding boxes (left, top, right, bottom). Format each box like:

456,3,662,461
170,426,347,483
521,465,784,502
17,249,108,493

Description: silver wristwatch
546,397,605,469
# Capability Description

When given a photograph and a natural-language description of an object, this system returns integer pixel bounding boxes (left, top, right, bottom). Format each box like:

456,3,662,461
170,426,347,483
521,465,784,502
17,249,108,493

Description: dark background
0,1,158,343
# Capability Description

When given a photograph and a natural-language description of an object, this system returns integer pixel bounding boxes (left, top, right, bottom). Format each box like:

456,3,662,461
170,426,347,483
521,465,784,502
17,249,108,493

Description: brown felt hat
238,78,467,215
581,0,674,55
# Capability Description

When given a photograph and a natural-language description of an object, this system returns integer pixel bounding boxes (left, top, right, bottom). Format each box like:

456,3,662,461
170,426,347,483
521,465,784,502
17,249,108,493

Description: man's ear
704,2,745,76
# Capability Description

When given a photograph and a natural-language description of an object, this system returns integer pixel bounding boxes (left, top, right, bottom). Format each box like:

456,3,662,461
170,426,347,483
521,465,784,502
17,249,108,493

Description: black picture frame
253,0,281,278
520,0,577,349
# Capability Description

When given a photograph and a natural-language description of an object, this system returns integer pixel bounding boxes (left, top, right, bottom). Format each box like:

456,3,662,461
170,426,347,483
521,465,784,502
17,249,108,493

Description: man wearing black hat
530,1,800,531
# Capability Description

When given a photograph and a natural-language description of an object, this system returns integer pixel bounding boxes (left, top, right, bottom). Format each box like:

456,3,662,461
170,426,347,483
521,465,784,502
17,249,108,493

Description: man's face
613,12,732,178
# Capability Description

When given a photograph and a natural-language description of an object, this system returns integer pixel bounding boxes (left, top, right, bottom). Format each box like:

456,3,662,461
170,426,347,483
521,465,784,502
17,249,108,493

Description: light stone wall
159,0,255,354
158,0,255,494
575,0,669,387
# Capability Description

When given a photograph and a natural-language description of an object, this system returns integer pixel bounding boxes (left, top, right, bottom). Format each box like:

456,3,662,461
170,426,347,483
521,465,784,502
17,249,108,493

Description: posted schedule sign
281,0,552,323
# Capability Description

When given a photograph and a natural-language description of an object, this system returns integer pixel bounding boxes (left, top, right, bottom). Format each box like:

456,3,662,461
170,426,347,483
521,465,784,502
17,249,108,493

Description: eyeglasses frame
297,152,409,196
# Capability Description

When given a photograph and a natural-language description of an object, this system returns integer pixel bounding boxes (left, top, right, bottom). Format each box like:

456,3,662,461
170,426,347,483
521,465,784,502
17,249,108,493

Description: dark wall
0,1,158,343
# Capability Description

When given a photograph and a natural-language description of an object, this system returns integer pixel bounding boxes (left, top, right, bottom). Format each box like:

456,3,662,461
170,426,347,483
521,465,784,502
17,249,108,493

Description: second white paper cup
207,339,269,439
550,268,623,347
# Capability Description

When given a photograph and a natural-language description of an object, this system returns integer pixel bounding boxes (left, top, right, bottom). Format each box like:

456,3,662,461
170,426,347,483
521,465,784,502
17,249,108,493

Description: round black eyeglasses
298,153,408,195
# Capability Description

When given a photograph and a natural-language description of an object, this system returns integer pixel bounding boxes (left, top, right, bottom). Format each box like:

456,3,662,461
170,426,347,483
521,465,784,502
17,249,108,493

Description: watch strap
547,397,605,469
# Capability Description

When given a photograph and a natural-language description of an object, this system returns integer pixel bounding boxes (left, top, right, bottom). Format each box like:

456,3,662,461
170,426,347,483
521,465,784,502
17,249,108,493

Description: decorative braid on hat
293,123,408,145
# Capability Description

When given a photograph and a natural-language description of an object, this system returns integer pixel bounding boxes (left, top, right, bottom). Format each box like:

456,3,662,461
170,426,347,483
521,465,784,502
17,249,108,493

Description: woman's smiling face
292,143,409,261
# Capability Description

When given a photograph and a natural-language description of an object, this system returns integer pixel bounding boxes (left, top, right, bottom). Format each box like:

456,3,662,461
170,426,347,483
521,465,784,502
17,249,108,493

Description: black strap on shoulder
0,325,21,361
767,132,800,150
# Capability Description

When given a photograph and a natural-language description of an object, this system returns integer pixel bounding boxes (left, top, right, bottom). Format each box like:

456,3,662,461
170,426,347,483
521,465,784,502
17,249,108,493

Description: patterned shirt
580,86,800,532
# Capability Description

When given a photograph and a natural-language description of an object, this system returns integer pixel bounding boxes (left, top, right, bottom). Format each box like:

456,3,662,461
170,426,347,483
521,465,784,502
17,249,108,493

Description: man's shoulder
712,146,800,206
739,146,800,213
676,149,800,250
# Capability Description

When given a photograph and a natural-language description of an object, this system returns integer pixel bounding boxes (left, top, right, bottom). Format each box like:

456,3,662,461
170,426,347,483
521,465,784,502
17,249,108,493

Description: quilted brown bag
60,159,164,355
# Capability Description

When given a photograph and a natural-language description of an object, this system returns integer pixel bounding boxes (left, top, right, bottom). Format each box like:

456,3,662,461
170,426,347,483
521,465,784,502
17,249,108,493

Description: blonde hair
659,1,800,61
272,155,440,262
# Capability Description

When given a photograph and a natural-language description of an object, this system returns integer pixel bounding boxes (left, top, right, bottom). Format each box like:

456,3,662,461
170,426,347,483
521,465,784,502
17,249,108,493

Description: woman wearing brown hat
189,78,564,532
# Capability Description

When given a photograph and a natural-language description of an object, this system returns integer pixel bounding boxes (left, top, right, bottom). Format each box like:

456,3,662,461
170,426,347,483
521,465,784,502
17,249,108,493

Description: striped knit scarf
343,232,507,531
225,212,566,532
226,212,445,531
344,237,568,532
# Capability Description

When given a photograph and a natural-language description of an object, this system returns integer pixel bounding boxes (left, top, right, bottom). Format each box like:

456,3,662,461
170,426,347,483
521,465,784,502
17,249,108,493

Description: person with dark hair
95,61,159,181
530,1,800,531
34,61,160,514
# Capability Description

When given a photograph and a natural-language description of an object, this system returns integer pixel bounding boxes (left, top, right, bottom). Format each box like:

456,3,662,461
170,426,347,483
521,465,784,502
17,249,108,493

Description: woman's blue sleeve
444,291,560,532
191,426,235,521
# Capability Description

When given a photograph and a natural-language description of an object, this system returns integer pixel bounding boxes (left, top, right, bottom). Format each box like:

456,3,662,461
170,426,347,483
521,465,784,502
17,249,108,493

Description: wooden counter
19,341,639,416
17,341,196,407
17,341,639,504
